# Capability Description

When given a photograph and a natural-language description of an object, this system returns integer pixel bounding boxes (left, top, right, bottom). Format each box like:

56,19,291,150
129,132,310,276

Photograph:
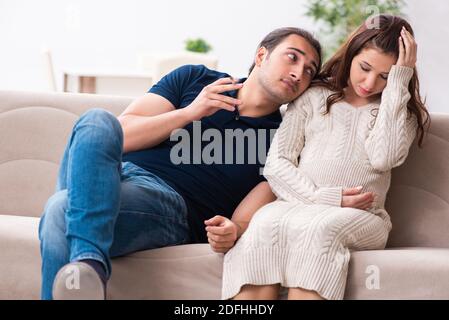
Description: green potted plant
305,0,405,60
185,38,213,54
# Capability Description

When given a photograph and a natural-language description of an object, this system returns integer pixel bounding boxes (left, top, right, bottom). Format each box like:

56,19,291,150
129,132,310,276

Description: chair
41,47,58,92
138,51,219,83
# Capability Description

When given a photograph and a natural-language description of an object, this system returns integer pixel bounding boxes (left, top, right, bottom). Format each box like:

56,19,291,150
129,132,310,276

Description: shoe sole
52,262,105,300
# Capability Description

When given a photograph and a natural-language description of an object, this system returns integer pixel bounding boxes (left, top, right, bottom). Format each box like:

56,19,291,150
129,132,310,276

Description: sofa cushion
0,214,224,300
345,247,449,299
1,214,448,300
385,113,449,248
0,90,132,217
108,244,223,300
0,215,41,299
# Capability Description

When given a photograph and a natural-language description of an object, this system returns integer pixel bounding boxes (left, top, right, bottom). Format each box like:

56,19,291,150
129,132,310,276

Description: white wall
403,0,449,114
0,0,447,112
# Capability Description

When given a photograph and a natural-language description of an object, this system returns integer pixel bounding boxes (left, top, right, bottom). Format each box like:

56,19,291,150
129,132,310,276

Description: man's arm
118,77,242,153
118,93,193,153
205,181,276,253
231,181,276,238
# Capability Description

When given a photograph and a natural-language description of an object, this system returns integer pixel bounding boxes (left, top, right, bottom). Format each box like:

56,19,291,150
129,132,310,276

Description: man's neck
236,77,280,118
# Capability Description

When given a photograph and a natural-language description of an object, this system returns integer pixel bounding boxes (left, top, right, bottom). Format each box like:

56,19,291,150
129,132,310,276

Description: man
39,27,364,300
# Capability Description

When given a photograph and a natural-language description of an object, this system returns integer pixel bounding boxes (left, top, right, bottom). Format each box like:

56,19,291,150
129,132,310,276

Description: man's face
256,34,320,104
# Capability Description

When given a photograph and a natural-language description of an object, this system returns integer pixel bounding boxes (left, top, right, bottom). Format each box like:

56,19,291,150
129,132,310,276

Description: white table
62,68,153,96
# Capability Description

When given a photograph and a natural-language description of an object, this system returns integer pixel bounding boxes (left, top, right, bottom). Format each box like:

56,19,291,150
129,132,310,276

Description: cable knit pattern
222,66,418,300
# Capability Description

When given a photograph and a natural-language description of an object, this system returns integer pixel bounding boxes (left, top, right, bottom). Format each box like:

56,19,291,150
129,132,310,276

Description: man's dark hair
248,27,322,76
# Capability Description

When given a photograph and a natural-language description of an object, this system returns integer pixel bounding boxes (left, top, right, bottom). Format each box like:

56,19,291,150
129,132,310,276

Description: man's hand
204,215,240,253
341,186,375,210
184,77,243,121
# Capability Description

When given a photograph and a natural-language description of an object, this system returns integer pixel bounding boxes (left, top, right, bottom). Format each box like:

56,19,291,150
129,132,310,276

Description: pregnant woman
221,14,430,300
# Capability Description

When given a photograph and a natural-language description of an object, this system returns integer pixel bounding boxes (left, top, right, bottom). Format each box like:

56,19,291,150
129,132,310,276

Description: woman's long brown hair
313,14,430,147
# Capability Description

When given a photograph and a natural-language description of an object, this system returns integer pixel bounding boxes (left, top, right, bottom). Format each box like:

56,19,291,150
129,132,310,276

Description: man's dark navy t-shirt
122,65,281,243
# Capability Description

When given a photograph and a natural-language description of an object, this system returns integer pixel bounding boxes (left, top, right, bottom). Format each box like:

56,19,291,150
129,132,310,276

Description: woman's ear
255,46,268,67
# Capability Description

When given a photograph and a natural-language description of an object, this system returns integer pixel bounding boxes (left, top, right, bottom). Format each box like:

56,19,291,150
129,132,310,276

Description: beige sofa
0,90,448,300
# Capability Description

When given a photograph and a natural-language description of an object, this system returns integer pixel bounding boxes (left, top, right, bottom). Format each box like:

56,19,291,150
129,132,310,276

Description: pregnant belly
298,159,391,207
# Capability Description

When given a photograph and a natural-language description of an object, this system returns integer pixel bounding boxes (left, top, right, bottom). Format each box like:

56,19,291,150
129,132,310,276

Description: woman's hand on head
397,26,417,69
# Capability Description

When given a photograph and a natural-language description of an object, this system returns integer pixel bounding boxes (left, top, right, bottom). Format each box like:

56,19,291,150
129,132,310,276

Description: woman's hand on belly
341,186,375,210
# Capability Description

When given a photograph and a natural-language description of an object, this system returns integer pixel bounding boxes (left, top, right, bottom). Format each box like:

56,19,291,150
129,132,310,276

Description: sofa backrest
0,90,448,248
0,90,132,218
385,113,449,248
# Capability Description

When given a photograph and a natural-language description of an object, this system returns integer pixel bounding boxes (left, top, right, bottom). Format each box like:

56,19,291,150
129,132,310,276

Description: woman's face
348,47,397,99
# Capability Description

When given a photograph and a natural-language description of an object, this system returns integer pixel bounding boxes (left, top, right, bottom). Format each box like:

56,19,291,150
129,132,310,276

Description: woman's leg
232,284,281,300
287,287,325,300
282,206,390,300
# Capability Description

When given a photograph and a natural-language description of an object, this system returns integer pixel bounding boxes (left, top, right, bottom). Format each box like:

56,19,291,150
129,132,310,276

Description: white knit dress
222,66,418,300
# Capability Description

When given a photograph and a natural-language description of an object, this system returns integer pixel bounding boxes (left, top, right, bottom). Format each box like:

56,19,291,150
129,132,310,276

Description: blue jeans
38,109,190,300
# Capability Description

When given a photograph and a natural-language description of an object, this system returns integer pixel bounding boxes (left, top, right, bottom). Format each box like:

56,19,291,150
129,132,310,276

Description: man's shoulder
157,64,230,92
175,64,230,80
